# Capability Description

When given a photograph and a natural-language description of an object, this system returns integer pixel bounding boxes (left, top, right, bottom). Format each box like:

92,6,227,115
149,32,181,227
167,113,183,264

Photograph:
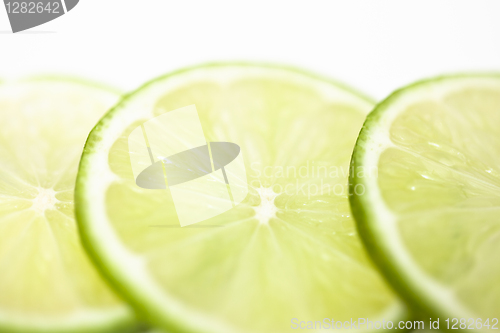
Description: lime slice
0,78,136,332
350,75,500,327
76,63,406,333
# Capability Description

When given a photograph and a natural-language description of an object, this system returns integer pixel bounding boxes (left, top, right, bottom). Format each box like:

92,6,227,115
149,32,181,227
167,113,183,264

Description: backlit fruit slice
350,74,500,328
0,78,136,332
76,63,406,333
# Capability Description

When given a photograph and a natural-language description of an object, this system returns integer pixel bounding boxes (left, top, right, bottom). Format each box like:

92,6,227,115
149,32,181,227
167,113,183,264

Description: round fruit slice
0,78,136,332
350,74,500,327
76,63,406,333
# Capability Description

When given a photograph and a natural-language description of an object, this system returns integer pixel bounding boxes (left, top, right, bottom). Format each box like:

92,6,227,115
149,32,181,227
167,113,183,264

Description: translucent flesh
379,87,500,318
0,82,126,322
105,75,397,332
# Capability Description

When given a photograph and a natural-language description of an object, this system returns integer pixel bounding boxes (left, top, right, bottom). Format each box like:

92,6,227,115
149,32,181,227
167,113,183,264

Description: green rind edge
18,74,123,95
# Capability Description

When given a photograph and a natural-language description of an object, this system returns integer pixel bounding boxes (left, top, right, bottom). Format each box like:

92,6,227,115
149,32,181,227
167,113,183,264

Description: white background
1,0,500,100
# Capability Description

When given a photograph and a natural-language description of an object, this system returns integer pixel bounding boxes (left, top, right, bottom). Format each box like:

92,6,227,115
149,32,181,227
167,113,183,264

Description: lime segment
0,79,135,332
76,64,405,333
350,75,500,327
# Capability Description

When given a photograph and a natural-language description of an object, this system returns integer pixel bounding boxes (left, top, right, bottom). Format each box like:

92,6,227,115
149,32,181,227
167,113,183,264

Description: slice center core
32,187,57,213
254,187,278,224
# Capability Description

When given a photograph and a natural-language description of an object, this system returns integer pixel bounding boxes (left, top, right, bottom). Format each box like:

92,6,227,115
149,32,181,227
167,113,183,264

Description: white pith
0,307,131,332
